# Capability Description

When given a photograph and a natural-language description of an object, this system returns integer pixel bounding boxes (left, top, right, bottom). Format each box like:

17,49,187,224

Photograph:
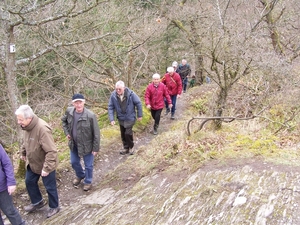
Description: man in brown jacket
15,105,60,218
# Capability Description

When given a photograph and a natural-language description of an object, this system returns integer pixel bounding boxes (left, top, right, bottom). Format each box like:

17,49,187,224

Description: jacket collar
22,114,38,131
69,107,87,117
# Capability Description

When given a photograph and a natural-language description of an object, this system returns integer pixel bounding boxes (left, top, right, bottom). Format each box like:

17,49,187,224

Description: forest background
0,0,300,174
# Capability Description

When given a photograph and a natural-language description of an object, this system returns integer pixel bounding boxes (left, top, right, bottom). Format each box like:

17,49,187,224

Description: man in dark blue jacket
178,59,191,93
108,81,143,155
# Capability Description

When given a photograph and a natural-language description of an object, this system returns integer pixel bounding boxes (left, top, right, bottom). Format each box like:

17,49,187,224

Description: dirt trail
13,86,196,225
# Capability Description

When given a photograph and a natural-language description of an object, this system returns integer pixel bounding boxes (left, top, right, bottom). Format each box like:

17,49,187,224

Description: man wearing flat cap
61,93,100,191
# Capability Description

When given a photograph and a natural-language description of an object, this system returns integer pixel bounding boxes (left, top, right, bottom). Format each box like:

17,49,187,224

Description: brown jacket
21,115,58,174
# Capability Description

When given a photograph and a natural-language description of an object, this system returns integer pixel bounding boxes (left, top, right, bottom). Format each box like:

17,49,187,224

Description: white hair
167,67,174,73
115,80,125,88
152,73,160,79
15,105,34,119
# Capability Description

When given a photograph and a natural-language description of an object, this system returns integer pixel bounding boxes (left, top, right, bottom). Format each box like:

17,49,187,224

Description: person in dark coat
61,94,100,191
108,81,143,155
178,59,191,93
0,143,25,225
145,73,172,135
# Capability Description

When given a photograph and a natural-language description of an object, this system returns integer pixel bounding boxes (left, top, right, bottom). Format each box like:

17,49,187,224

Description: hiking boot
171,114,175,120
120,149,129,155
164,108,170,115
24,199,46,213
153,125,158,135
47,207,60,218
73,177,84,186
129,148,135,155
83,183,92,191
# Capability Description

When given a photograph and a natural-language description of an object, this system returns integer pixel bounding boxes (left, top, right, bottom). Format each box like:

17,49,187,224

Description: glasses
115,88,123,91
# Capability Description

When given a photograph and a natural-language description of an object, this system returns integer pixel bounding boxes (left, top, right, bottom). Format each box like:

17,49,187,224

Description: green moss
52,128,66,142
98,112,111,128
191,98,208,114
133,105,152,133
58,149,70,162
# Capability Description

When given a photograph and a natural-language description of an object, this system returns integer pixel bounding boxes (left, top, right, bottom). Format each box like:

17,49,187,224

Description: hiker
172,61,179,73
189,75,196,88
61,93,100,191
145,73,172,135
0,143,25,225
108,80,143,155
15,105,60,218
161,67,182,120
178,59,191,93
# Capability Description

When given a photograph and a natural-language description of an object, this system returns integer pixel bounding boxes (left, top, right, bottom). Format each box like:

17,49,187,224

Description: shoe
164,109,170,115
47,207,60,218
129,148,135,155
171,114,175,120
120,149,129,155
83,183,92,191
153,125,158,135
24,199,46,213
73,177,84,186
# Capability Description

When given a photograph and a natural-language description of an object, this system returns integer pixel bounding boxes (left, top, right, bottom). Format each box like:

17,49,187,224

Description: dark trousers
182,77,188,91
119,120,135,149
25,165,59,209
151,109,163,127
0,190,24,225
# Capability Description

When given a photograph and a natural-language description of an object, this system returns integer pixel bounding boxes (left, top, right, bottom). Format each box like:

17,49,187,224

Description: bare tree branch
16,33,112,65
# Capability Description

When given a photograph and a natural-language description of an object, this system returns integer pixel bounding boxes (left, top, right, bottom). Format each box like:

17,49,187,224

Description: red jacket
145,82,171,110
161,72,182,96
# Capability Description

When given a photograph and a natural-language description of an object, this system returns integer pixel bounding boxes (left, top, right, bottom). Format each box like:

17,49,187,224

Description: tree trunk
260,0,283,55
213,87,228,129
194,53,204,85
4,24,25,177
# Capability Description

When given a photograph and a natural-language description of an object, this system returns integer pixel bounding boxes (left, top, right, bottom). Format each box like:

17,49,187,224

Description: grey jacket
61,107,100,156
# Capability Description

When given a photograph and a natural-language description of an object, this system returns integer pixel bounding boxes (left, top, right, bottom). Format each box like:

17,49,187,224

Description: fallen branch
187,115,257,136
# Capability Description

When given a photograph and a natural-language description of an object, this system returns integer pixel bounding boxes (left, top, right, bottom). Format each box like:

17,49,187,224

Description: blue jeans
25,165,59,209
70,145,94,184
0,189,25,225
165,95,177,115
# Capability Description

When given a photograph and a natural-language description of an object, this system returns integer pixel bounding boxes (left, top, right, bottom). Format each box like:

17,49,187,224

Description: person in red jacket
145,73,172,135
161,67,182,120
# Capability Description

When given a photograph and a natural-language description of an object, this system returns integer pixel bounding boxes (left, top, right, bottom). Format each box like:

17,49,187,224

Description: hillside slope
13,84,300,225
